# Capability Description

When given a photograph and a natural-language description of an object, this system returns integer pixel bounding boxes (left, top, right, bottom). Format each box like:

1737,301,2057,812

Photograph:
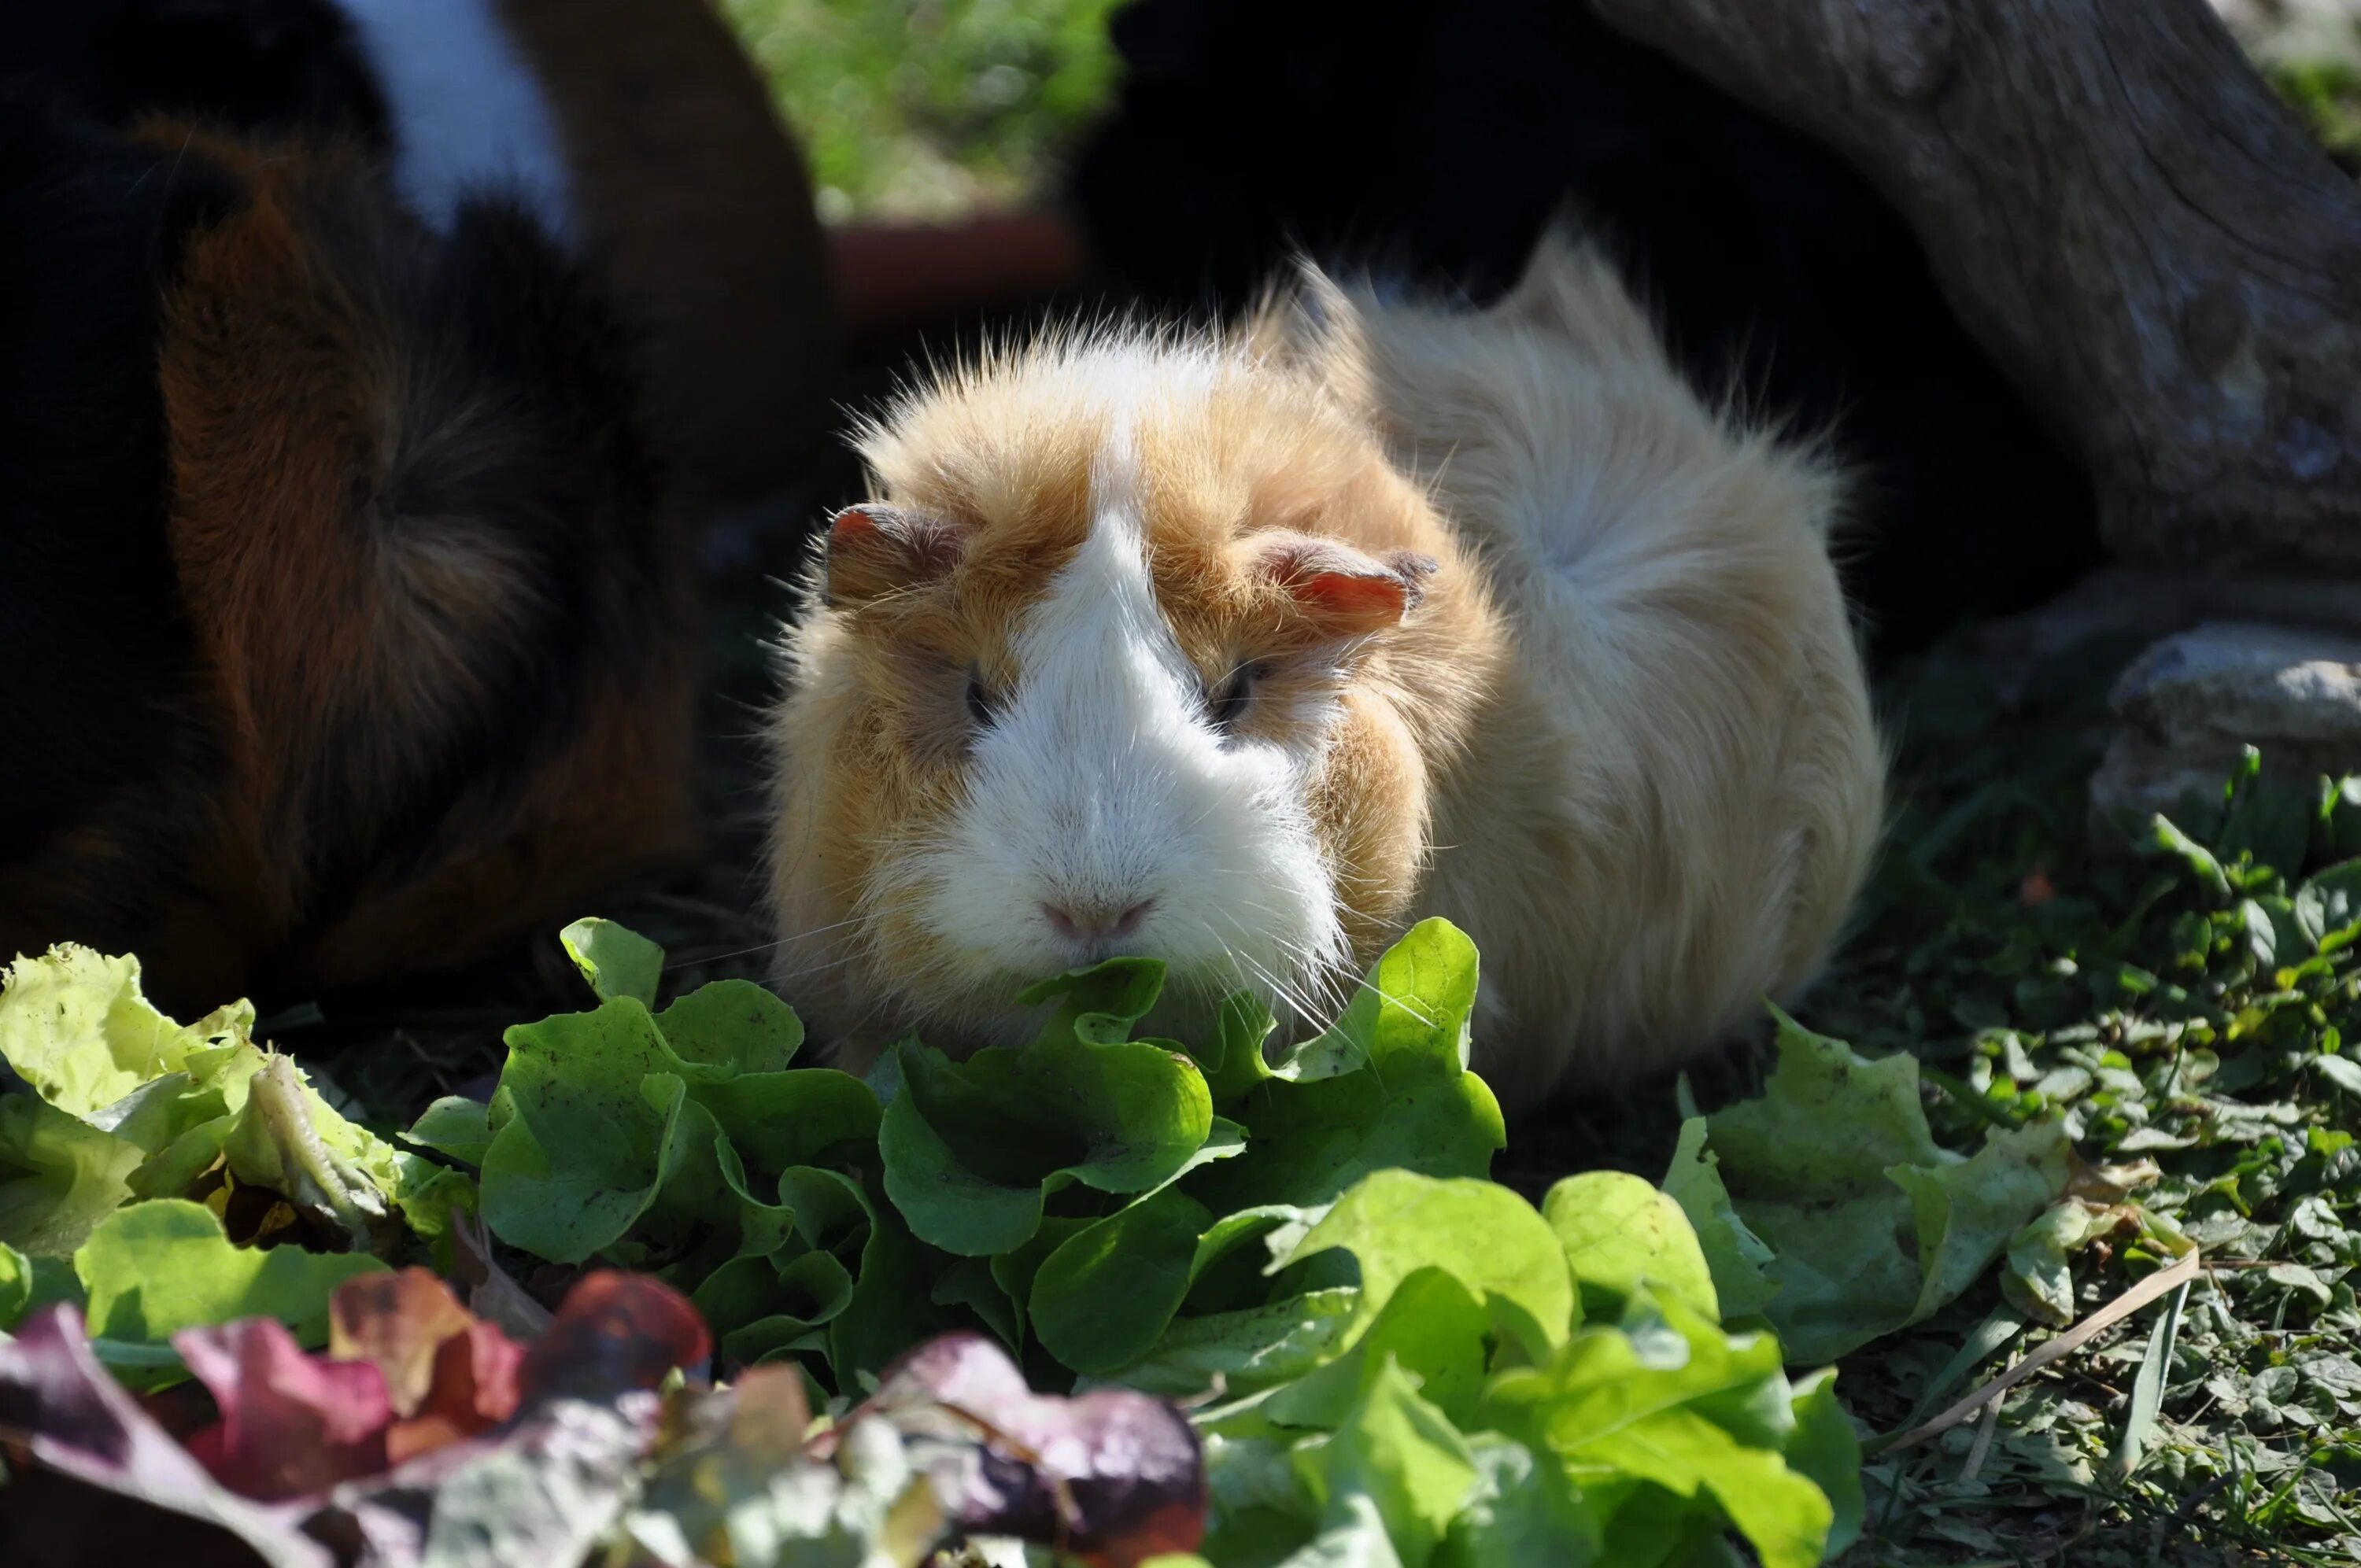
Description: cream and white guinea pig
767,231,1888,1115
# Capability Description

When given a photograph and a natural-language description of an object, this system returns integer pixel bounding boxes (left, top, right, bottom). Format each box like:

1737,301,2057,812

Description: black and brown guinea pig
0,0,837,515
0,0,830,1013
768,233,1889,1116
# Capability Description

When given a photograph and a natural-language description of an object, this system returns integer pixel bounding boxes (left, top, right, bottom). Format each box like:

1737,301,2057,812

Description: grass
720,0,1124,219
2265,57,2361,171
1806,635,2361,1566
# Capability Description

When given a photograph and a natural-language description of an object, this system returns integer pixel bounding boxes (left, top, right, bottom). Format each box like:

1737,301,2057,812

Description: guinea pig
0,92,693,1014
0,0,836,515
767,231,1888,1113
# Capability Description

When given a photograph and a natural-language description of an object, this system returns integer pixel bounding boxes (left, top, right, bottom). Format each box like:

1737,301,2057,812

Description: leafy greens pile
0,907,2089,1565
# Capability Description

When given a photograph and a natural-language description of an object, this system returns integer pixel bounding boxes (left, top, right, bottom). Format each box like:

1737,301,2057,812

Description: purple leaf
854,1330,1206,1567
0,1304,330,1568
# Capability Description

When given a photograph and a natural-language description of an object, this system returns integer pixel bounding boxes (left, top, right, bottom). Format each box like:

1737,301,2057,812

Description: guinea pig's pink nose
1040,897,1156,944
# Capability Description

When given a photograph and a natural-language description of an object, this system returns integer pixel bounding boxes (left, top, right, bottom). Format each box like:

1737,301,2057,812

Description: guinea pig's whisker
665,918,870,972
1221,939,1328,1037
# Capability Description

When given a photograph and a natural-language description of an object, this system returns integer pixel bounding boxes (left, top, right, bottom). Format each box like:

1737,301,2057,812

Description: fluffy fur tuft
770,232,1887,1110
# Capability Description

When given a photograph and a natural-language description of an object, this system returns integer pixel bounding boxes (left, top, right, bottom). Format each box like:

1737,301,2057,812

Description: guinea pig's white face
771,337,1443,1053
872,437,1345,1030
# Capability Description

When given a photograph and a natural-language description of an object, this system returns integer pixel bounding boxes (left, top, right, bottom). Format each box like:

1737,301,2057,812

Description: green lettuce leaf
0,1090,143,1257
879,961,1214,1257
1,943,462,1259
1277,1169,1576,1363
1188,921,1504,1216
561,916,666,1008
419,934,878,1278
1293,1357,1480,1567
1544,1170,1720,1323
1480,1292,1833,1568
72,1200,385,1386
1690,1009,2068,1363
0,946,249,1118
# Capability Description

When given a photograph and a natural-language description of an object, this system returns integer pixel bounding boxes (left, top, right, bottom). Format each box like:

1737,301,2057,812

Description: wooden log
1587,0,2361,568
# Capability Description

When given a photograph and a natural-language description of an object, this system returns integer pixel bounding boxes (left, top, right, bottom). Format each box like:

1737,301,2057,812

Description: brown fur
496,0,837,512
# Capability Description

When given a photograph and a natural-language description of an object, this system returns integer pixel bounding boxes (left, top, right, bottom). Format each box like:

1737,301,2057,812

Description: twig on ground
1875,1248,2204,1454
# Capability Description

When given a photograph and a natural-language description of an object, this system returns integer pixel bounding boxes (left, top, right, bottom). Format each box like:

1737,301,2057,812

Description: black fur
0,0,390,148
1067,0,2105,654
0,93,240,854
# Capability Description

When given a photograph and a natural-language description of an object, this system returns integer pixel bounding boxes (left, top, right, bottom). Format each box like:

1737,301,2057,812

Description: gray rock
1967,566,2361,708
2090,621,2361,822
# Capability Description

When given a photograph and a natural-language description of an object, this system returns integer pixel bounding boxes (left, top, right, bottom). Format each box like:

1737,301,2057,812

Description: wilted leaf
1661,1119,1778,1322
1698,1012,2067,1362
219,1055,397,1254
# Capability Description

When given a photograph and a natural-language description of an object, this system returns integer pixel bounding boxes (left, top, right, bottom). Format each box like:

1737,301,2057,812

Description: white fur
896,421,1343,1020
328,0,576,241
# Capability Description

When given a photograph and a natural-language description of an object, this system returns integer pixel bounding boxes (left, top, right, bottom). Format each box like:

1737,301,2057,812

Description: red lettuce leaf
176,1317,392,1501
329,1268,525,1461
517,1269,710,1404
0,1304,329,1568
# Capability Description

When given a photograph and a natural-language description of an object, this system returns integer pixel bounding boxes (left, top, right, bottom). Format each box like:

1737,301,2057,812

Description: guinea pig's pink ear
1255,534,1439,636
822,503,967,606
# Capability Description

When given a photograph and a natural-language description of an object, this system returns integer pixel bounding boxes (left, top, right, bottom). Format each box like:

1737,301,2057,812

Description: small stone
2090,620,2361,821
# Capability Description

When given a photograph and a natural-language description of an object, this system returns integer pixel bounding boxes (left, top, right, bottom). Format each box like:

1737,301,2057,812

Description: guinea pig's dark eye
1204,661,1262,736
965,669,1001,730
